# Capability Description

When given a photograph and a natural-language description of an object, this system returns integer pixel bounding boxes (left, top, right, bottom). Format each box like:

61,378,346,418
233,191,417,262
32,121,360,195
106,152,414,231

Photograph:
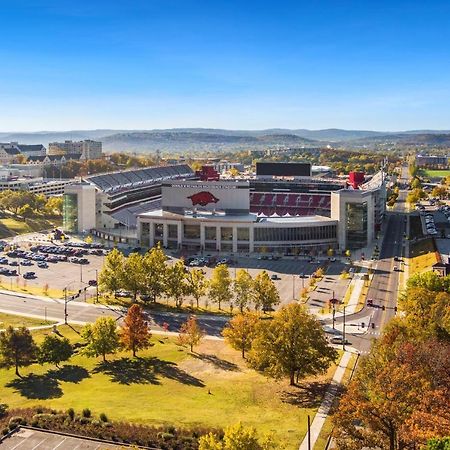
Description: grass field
409,238,438,274
420,169,450,179
0,217,61,239
0,324,336,449
0,312,56,329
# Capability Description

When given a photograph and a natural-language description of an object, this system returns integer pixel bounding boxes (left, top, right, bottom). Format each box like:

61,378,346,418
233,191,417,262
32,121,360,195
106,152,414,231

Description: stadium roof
85,164,194,193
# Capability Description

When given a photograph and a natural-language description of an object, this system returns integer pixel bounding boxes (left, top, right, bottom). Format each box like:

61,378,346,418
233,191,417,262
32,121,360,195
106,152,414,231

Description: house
0,145,21,164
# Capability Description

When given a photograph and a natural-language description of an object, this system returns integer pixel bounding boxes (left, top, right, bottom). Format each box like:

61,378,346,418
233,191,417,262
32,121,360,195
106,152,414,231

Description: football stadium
63,162,386,254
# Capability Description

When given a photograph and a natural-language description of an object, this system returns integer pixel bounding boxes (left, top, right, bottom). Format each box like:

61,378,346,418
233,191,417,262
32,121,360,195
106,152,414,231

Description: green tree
233,269,254,312
222,312,259,358
81,317,119,362
99,248,125,298
425,438,450,450
178,316,204,352
122,252,145,301
253,271,280,312
186,268,208,308
0,326,37,377
120,304,151,357
141,244,168,303
166,260,189,308
248,303,337,385
209,264,232,310
38,335,73,368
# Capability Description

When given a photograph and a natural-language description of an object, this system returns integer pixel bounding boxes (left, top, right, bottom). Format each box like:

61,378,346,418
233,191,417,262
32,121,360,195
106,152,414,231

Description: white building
48,140,102,160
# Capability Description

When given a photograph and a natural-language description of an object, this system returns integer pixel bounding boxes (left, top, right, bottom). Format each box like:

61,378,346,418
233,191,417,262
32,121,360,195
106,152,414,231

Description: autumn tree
0,326,37,377
81,317,119,362
38,335,73,368
178,316,204,352
253,271,280,312
248,303,337,385
233,269,254,312
165,260,189,308
199,422,277,450
141,244,168,303
99,248,125,298
186,268,208,308
120,304,151,357
209,264,232,310
222,312,259,358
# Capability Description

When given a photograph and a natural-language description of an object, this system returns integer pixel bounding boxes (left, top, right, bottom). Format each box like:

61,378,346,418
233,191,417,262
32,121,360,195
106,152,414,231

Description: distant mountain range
1,128,450,153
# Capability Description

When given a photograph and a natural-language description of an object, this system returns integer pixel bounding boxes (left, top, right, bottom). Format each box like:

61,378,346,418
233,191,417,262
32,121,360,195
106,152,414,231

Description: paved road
0,290,229,337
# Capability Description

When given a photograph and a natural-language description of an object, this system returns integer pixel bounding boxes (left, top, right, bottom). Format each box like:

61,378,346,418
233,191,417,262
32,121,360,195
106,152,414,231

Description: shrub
0,404,8,419
66,408,75,420
82,408,91,418
99,413,108,423
8,416,25,430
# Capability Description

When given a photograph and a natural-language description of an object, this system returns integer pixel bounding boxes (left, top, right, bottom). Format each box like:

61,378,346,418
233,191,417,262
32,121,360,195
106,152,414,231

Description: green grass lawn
420,169,450,179
0,312,56,329
0,325,333,449
0,217,61,239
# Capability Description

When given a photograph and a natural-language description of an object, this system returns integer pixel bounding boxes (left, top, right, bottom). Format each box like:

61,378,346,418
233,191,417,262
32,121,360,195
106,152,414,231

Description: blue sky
1,0,450,131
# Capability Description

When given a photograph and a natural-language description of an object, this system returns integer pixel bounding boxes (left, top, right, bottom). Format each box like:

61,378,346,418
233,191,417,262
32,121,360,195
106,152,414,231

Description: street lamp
329,291,339,330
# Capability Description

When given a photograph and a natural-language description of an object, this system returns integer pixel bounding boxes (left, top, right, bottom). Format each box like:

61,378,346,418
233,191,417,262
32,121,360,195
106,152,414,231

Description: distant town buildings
48,140,102,160
416,154,448,168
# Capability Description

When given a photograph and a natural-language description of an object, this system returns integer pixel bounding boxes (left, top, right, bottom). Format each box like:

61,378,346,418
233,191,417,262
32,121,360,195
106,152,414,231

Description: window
154,223,164,239
221,227,233,241
184,224,200,239
346,202,368,249
237,227,249,241
62,193,78,233
168,224,178,239
205,226,217,241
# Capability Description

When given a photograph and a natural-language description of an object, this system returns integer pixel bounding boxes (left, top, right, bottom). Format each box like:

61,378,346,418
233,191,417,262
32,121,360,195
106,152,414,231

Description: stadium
63,162,386,254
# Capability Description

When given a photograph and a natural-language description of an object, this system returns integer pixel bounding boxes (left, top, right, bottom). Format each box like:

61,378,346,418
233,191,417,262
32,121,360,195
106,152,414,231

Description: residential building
48,140,102,160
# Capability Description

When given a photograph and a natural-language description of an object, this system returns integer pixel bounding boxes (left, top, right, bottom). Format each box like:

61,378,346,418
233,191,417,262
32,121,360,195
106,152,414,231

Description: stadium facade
63,162,386,253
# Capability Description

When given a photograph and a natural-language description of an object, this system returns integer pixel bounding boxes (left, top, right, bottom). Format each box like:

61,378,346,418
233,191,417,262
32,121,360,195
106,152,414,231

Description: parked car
270,274,280,280
88,279,97,286
23,272,36,279
37,261,48,269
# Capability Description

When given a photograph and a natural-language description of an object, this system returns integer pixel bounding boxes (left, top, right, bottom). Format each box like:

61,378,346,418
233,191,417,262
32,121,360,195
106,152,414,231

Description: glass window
184,224,201,239
205,226,217,241
346,202,368,249
168,224,178,239
221,227,233,241
237,227,249,241
63,193,78,233
154,223,164,239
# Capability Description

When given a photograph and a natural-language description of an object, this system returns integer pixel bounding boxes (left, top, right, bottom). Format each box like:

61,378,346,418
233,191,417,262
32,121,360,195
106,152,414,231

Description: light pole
292,274,295,300
80,263,83,283
343,305,346,351
95,269,99,304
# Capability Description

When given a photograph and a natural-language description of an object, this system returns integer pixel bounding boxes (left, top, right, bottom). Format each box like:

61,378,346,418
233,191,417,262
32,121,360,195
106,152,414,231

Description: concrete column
216,226,221,252
249,226,255,253
177,222,183,249
149,222,155,248
163,223,168,248
200,225,205,252
232,226,238,253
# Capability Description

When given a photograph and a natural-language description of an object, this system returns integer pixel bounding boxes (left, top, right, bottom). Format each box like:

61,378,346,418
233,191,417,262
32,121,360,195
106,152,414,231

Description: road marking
52,437,67,449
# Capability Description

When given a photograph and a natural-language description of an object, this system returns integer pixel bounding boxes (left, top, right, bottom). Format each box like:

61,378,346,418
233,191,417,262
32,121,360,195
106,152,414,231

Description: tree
178,316,204,352
0,326,37,377
425,438,450,450
248,303,337,385
186,268,208,308
141,244,168,303
222,312,259,358
233,269,254,312
38,335,72,368
99,248,125,298
165,260,189,308
209,264,232,310
199,422,277,450
253,271,280,312
81,317,119,362
122,252,145,301
431,186,448,199
120,304,151,357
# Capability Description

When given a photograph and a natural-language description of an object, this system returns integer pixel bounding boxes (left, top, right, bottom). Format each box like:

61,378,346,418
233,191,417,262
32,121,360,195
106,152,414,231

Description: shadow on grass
6,373,62,399
280,381,329,408
47,365,90,384
93,357,205,387
192,353,240,372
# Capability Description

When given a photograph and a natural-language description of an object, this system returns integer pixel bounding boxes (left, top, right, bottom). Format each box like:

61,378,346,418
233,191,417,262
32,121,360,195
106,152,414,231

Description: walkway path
298,351,355,450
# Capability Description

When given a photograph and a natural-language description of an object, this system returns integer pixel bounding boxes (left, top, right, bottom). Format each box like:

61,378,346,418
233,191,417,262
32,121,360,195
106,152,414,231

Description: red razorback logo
188,191,219,206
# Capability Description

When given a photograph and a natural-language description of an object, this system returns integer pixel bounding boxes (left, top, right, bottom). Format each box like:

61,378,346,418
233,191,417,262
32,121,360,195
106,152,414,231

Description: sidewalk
298,350,356,450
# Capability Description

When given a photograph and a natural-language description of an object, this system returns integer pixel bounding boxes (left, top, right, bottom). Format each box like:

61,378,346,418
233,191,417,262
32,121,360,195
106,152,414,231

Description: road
0,290,229,337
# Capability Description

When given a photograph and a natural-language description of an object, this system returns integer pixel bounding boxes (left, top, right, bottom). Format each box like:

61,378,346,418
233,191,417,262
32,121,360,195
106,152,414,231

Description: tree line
332,270,450,449
99,246,281,311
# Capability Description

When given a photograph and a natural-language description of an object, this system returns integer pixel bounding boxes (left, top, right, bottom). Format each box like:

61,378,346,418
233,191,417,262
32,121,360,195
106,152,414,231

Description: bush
0,404,8,419
8,416,25,430
99,413,108,423
82,408,91,418
66,408,75,420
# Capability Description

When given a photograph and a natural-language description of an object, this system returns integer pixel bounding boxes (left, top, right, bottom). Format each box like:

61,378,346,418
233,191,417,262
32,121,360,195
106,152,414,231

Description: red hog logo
188,191,219,206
